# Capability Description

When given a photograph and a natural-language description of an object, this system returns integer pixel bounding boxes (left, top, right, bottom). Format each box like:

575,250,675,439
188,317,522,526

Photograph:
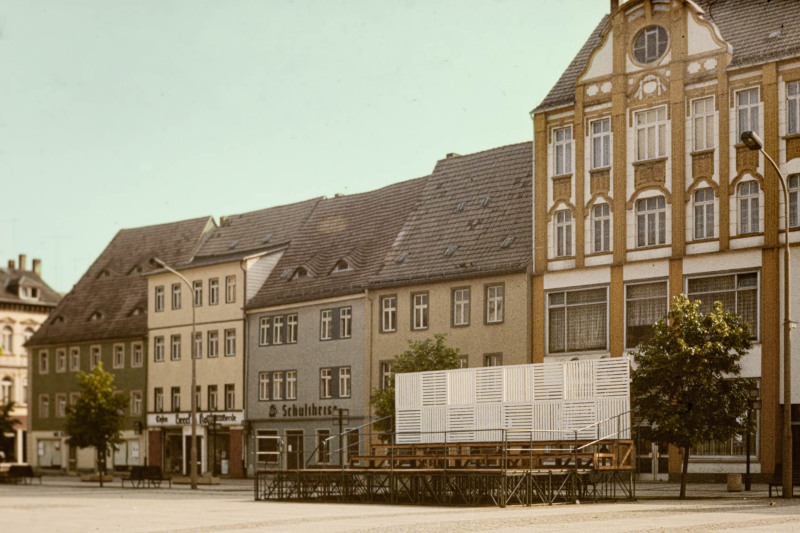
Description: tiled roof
370,142,532,288
192,198,321,260
534,0,800,113
247,178,428,309
0,268,61,308
28,217,212,345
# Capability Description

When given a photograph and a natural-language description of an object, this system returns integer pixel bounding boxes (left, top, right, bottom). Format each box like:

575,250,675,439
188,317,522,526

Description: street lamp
151,257,199,490
741,131,793,498
745,383,762,491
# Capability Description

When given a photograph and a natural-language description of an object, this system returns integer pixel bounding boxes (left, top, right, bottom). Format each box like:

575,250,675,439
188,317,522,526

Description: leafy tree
632,294,753,499
0,400,20,461
64,363,128,487
370,334,461,438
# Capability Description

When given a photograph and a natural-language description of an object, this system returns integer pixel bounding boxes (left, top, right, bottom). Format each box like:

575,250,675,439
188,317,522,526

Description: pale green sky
0,0,608,293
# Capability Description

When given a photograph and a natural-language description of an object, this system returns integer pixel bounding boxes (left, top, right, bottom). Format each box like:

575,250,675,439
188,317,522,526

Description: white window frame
171,283,181,310
208,330,219,357
56,348,67,373
339,367,351,398
339,307,352,339
789,175,799,229
554,209,573,257
738,181,760,234
132,342,143,368
553,126,572,176
379,361,393,391
633,25,668,64
592,203,611,253
788,81,800,135
171,387,181,412
486,284,504,324
737,87,760,138
687,271,759,340
153,337,164,362
635,106,667,161
258,373,270,401
154,387,164,412
224,329,236,356
286,314,298,344
381,296,397,332
320,368,332,399
273,372,284,401
693,187,716,240
170,335,181,361
547,287,609,354
69,347,80,372
624,280,668,349
636,195,667,247
154,286,165,312
193,332,202,359
225,275,236,304
452,288,470,326
590,118,611,169
130,391,142,416
1,327,12,353
692,96,715,152
259,317,271,346
208,278,219,305
56,394,67,418
320,310,332,340
39,395,49,418
224,384,235,410
286,370,297,400
272,316,284,345
193,280,203,307
208,385,218,411
113,344,125,369
412,293,429,330
90,345,101,369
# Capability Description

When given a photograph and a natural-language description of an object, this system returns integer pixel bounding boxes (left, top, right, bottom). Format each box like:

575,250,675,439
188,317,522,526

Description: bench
768,464,800,497
122,466,171,488
0,463,42,485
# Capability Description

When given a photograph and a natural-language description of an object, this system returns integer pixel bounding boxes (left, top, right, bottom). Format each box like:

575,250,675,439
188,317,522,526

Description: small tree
632,294,753,499
370,334,461,438
64,363,128,486
0,401,20,461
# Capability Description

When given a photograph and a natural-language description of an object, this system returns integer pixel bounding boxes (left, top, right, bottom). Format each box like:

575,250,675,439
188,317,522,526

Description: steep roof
534,0,800,113
28,217,212,345
247,178,428,309
370,142,532,288
0,267,61,308
191,197,321,263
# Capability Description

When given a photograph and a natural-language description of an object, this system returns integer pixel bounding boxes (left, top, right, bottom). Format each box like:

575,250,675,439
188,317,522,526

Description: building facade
0,255,60,463
532,0,800,479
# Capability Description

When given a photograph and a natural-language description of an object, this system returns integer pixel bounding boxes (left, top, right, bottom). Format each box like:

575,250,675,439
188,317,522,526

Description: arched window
554,209,573,257
789,175,799,228
693,187,715,240
636,196,667,247
739,181,760,234
1,377,12,403
1,327,12,354
591,203,611,253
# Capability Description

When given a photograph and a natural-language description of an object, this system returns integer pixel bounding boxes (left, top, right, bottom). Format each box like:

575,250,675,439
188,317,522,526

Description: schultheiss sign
146,411,244,427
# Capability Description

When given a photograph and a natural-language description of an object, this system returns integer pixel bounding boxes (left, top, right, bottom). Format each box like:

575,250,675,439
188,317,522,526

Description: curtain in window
626,282,667,348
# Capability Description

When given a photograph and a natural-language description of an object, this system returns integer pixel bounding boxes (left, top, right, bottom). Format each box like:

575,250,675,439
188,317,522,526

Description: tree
64,363,128,487
370,334,461,438
0,400,20,461
632,294,753,499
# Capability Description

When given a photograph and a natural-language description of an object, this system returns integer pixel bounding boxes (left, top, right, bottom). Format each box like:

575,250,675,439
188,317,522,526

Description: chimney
33,259,42,275
7,259,14,270
18,254,26,271
610,0,619,11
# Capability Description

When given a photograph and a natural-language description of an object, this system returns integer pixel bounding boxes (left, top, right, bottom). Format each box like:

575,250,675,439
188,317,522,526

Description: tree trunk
97,447,104,488
680,445,690,499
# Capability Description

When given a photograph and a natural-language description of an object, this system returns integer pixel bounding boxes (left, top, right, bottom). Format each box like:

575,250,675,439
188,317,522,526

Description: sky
0,0,608,293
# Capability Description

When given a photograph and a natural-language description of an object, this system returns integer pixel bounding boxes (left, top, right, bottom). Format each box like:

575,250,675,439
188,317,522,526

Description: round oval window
633,26,668,64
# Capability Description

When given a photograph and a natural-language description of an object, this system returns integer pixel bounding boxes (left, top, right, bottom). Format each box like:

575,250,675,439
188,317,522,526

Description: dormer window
89,311,104,321
291,267,310,281
20,286,41,301
52,316,65,325
98,270,111,278
128,265,143,275
332,260,352,273
130,307,145,317
633,26,668,65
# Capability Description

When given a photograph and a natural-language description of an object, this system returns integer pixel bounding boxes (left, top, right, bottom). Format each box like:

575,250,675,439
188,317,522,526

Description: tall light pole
741,131,793,498
151,257,199,490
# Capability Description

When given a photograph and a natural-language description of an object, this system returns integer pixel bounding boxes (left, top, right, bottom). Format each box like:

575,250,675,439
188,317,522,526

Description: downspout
365,288,374,423
240,258,249,477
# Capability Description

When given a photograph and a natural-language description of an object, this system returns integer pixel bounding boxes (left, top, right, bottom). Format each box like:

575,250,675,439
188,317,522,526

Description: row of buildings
20,0,800,480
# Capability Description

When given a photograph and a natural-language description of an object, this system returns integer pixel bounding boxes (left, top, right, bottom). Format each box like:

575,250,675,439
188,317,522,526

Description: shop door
636,436,668,480
184,435,203,475
286,431,303,470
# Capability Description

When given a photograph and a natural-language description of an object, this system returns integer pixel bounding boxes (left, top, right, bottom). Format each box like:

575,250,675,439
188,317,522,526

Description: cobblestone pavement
2,478,799,532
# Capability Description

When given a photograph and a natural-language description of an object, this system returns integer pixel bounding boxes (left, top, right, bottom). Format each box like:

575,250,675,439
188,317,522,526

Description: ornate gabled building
0,255,60,462
531,0,800,480
27,217,212,472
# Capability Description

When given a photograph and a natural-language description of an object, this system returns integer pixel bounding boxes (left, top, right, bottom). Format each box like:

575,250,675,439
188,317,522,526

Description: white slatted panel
532,401,561,440
476,367,503,403
396,409,421,443
503,403,533,441
594,358,631,397
564,360,594,399
562,400,596,440
596,398,631,439
533,362,563,400
447,406,476,442
447,369,476,405
395,373,421,410
504,365,533,402
476,404,503,442
421,407,446,443
421,372,447,406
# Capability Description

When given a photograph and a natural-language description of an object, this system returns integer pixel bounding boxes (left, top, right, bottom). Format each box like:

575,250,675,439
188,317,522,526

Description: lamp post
151,257,199,490
745,383,762,491
741,131,793,498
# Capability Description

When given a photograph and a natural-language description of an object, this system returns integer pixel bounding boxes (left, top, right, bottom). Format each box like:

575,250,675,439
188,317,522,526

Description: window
692,97,715,151
193,332,202,359
273,316,284,345
273,372,284,400
737,88,760,138
548,287,608,354
339,307,352,339
1,378,13,404
459,355,469,368
170,335,181,361
224,384,235,410
486,284,505,324
87,346,99,368
693,433,756,458
633,25,668,64
554,209,573,257
56,348,67,373
132,343,143,368
591,118,611,169
553,126,572,175
452,288,470,326
635,107,667,161
23,328,34,343
259,317,271,346
412,292,429,330
193,280,203,307
379,361,393,390
130,391,142,416
286,314,298,344
286,370,297,400
320,310,332,340
171,283,181,310
195,385,201,412
155,285,165,312
224,329,236,356
381,296,397,332
209,278,219,305
225,275,236,303
154,337,165,362
625,281,668,349
67,348,79,372
320,368,332,399
339,367,351,398
208,330,219,357
154,387,164,413
687,272,758,338
789,81,800,135
113,344,124,369
208,385,218,410
592,204,611,253
791,175,800,228
693,187,715,240
258,372,270,401
484,353,502,367
739,181,760,234
171,387,181,412
317,429,331,464
1,327,12,353
55,394,67,418
636,196,667,247
39,395,49,418
346,429,360,464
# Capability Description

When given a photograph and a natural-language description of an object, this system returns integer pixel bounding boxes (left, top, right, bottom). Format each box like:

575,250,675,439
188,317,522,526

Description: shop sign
146,411,243,427
269,403,343,418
